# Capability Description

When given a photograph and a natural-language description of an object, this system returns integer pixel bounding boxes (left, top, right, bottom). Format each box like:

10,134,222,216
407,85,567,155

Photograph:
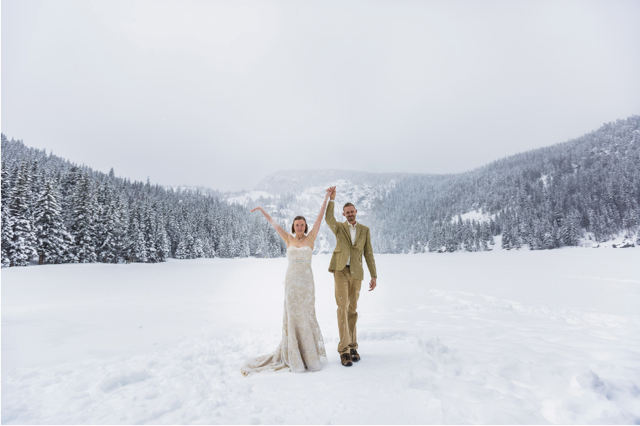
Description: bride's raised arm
251,207,290,244
308,187,334,239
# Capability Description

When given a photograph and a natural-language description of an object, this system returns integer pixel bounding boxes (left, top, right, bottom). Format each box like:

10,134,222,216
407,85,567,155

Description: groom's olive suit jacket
325,201,377,281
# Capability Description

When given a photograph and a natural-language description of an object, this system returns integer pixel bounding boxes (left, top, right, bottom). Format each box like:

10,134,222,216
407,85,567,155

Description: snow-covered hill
253,169,410,195
222,171,407,254
225,191,275,207
3,115,637,266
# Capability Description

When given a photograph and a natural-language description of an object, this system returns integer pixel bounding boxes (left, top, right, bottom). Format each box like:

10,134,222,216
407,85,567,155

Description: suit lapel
342,221,360,245
342,221,350,242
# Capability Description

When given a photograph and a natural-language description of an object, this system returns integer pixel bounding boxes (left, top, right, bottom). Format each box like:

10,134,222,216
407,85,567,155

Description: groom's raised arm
325,189,340,235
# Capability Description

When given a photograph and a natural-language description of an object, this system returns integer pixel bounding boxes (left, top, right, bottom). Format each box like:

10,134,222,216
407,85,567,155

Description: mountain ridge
2,115,638,268
222,115,640,253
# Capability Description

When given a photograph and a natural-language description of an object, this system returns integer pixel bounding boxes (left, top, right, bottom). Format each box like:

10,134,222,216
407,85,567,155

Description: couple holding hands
241,186,378,375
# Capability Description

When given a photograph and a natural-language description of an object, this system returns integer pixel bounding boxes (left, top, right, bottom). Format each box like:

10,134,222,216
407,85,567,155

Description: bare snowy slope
224,170,411,254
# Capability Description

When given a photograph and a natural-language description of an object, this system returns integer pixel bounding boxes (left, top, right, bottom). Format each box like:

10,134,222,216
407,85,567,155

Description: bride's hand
325,186,335,198
250,207,262,213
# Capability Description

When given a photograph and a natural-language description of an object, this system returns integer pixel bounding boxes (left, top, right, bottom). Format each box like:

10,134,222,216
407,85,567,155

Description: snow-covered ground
2,248,639,424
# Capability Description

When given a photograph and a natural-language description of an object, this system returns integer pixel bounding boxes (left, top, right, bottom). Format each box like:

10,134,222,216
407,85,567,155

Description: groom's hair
291,216,309,234
343,203,355,211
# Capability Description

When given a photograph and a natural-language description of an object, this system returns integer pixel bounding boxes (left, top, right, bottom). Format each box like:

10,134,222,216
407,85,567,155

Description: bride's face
293,219,306,236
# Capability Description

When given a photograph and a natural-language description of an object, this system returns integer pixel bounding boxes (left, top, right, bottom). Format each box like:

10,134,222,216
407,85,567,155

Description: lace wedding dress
241,246,327,375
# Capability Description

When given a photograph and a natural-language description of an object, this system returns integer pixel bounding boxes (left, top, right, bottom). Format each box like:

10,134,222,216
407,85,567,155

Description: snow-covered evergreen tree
33,179,70,264
60,165,82,228
175,235,188,259
7,162,37,266
125,204,147,263
142,200,158,262
192,237,205,258
95,183,115,263
113,194,129,262
70,172,98,263
2,163,15,267
155,214,170,262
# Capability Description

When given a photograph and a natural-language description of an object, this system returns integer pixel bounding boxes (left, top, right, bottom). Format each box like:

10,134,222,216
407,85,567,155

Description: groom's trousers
334,266,362,354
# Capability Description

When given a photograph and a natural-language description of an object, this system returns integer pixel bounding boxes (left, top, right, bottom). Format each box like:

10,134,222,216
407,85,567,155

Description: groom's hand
369,277,377,291
329,186,336,200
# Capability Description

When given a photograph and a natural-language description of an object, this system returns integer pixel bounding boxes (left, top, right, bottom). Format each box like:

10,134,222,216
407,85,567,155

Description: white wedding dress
241,246,327,375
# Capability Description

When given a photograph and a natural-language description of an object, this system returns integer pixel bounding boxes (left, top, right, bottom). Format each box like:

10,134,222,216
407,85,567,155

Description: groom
325,187,377,367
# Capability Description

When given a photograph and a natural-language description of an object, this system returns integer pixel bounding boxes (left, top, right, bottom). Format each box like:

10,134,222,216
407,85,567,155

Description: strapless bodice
287,246,313,263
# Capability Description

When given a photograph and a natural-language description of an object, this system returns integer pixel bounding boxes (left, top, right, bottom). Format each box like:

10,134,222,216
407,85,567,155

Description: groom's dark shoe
340,353,353,367
350,348,360,362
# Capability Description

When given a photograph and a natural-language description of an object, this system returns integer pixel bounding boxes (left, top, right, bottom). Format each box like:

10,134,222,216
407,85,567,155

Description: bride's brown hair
291,216,308,234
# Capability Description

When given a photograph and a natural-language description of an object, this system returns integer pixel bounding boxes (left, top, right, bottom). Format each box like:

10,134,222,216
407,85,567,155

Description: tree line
2,115,638,266
1,134,287,267
369,115,640,252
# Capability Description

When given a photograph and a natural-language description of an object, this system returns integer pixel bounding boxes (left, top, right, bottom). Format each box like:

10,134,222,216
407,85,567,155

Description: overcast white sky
2,0,639,191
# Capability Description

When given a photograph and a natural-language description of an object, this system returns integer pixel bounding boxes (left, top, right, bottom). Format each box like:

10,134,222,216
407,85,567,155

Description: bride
241,187,334,375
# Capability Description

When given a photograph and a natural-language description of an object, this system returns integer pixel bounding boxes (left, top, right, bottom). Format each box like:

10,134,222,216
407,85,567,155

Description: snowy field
2,248,640,424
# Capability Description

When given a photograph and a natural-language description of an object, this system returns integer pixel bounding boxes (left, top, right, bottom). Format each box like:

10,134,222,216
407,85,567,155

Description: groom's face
343,206,357,224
